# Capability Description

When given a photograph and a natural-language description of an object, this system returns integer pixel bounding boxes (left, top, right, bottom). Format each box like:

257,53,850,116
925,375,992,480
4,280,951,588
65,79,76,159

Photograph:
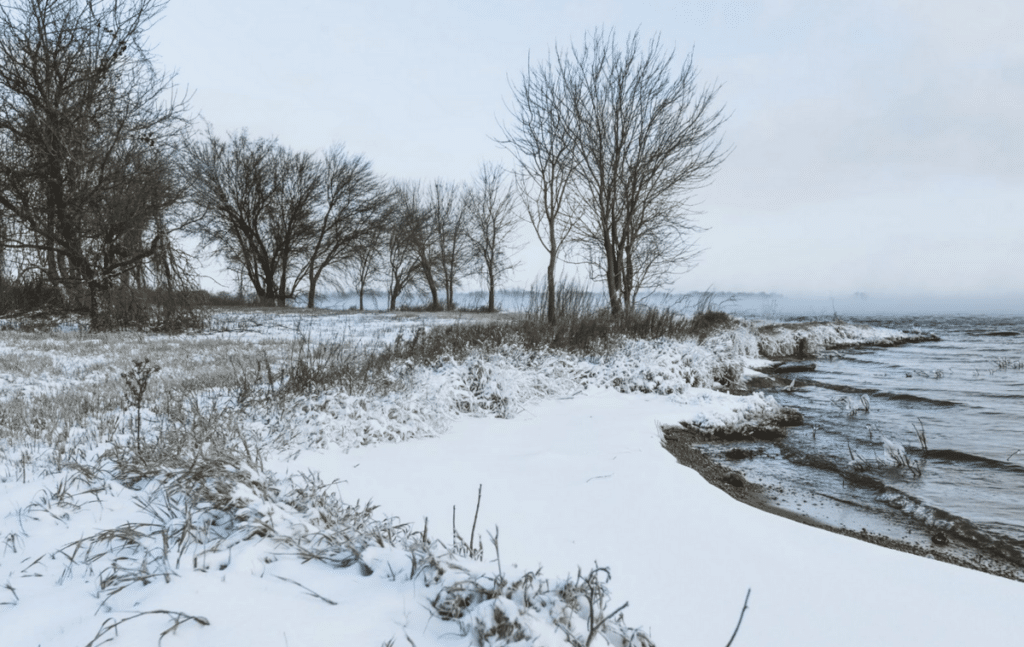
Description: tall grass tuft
120,358,160,453
912,418,928,454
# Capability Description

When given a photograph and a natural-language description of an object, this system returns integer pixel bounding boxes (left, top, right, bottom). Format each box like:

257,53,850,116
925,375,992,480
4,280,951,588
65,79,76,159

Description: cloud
706,0,1024,211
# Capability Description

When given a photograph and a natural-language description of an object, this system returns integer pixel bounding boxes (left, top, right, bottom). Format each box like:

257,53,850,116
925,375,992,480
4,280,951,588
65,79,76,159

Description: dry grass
0,325,296,444
0,303,752,646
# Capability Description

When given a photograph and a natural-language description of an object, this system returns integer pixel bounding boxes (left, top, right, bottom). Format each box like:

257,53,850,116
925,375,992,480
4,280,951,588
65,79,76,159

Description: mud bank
660,423,1024,582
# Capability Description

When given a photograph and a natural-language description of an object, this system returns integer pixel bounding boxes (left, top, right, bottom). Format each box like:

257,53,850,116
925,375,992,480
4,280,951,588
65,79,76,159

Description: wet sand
660,422,1024,583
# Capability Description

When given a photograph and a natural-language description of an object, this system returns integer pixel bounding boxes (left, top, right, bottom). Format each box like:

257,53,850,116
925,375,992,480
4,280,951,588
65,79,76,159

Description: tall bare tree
383,183,421,310
499,52,580,323
297,145,386,308
562,29,727,313
466,163,520,312
345,223,384,311
0,0,192,327
427,179,471,311
187,131,320,306
393,181,442,309
269,146,321,305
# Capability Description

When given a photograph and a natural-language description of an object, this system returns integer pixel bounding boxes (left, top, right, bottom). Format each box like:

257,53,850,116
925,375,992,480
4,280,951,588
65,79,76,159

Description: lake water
702,314,1024,570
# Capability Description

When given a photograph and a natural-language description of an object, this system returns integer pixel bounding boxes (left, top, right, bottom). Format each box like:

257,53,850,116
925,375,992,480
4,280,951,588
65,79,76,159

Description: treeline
187,133,519,312
0,1,726,331
0,0,518,329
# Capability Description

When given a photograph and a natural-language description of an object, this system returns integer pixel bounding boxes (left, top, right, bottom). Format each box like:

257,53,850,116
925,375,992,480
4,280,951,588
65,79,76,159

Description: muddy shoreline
660,422,1024,583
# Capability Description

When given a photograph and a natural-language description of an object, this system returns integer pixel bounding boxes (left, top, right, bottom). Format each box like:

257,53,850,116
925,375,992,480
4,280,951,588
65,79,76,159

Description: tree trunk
277,268,288,307
546,250,557,325
306,266,317,308
605,243,622,316
358,288,365,311
426,278,439,309
445,282,455,311
87,276,110,330
488,274,496,313
88,282,100,330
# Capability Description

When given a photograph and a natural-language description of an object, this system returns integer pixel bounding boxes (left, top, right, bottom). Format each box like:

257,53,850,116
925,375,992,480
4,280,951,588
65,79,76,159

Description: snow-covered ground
1,312,1018,646
308,390,1024,645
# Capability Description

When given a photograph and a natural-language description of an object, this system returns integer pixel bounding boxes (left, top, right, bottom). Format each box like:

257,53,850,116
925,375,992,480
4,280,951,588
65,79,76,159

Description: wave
778,446,886,490
798,380,875,396
925,449,1024,474
778,443,1024,564
796,380,959,407
871,391,959,407
878,488,1024,564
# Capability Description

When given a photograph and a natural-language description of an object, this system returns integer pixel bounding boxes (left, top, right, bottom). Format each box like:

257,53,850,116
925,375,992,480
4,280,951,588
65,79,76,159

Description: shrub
686,309,732,339
199,290,254,307
90,286,208,333
0,275,77,315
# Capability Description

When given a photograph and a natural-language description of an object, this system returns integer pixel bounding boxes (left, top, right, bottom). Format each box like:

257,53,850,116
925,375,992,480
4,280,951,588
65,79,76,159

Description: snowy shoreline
721,324,1024,584
298,388,1024,646
661,419,1024,583
2,312,1021,645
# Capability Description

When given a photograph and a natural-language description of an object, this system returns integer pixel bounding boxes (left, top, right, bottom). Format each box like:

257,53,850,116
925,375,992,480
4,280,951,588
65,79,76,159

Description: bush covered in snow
755,322,938,358
674,391,801,439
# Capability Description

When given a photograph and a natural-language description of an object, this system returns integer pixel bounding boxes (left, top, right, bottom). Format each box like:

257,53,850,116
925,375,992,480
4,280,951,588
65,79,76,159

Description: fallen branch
725,588,751,647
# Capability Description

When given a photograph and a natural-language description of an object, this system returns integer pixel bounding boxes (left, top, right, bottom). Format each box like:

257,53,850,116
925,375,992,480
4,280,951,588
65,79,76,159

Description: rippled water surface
709,315,1024,557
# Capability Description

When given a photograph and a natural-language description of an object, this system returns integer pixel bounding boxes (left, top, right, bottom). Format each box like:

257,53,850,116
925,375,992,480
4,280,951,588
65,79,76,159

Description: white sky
149,0,1024,299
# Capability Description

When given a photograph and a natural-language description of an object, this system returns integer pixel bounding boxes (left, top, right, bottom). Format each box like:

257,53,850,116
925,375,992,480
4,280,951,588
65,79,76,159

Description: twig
913,417,928,454
84,609,209,647
1,582,17,605
586,601,628,646
273,574,337,606
488,526,502,579
725,588,751,647
469,484,482,558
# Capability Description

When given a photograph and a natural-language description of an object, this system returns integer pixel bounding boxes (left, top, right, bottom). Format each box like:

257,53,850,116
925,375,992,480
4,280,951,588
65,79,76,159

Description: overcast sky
149,0,1024,299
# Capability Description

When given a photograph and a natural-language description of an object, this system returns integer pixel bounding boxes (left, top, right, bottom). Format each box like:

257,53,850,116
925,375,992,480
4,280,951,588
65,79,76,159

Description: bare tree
297,145,386,308
394,181,442,309
345,224,384,311
187,131,319,306
271,147,321,305
562,29,727,313
384,183,422,310
0,0,193,327
499,52,580,324
466,163,520,312
427,179,471,311
187,131,277,304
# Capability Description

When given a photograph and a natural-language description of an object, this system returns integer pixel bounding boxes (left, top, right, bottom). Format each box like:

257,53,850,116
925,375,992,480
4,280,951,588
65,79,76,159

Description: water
702,315,1024,569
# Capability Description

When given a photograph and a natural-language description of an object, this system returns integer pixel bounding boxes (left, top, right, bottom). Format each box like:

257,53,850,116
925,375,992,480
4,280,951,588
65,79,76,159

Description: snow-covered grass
2,310,1017,646
756,321,938,358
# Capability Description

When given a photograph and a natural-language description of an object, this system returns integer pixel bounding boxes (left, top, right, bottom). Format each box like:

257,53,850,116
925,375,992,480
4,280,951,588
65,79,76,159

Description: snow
755,321,932,357
1,314,1021,646
292,388,1024,645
